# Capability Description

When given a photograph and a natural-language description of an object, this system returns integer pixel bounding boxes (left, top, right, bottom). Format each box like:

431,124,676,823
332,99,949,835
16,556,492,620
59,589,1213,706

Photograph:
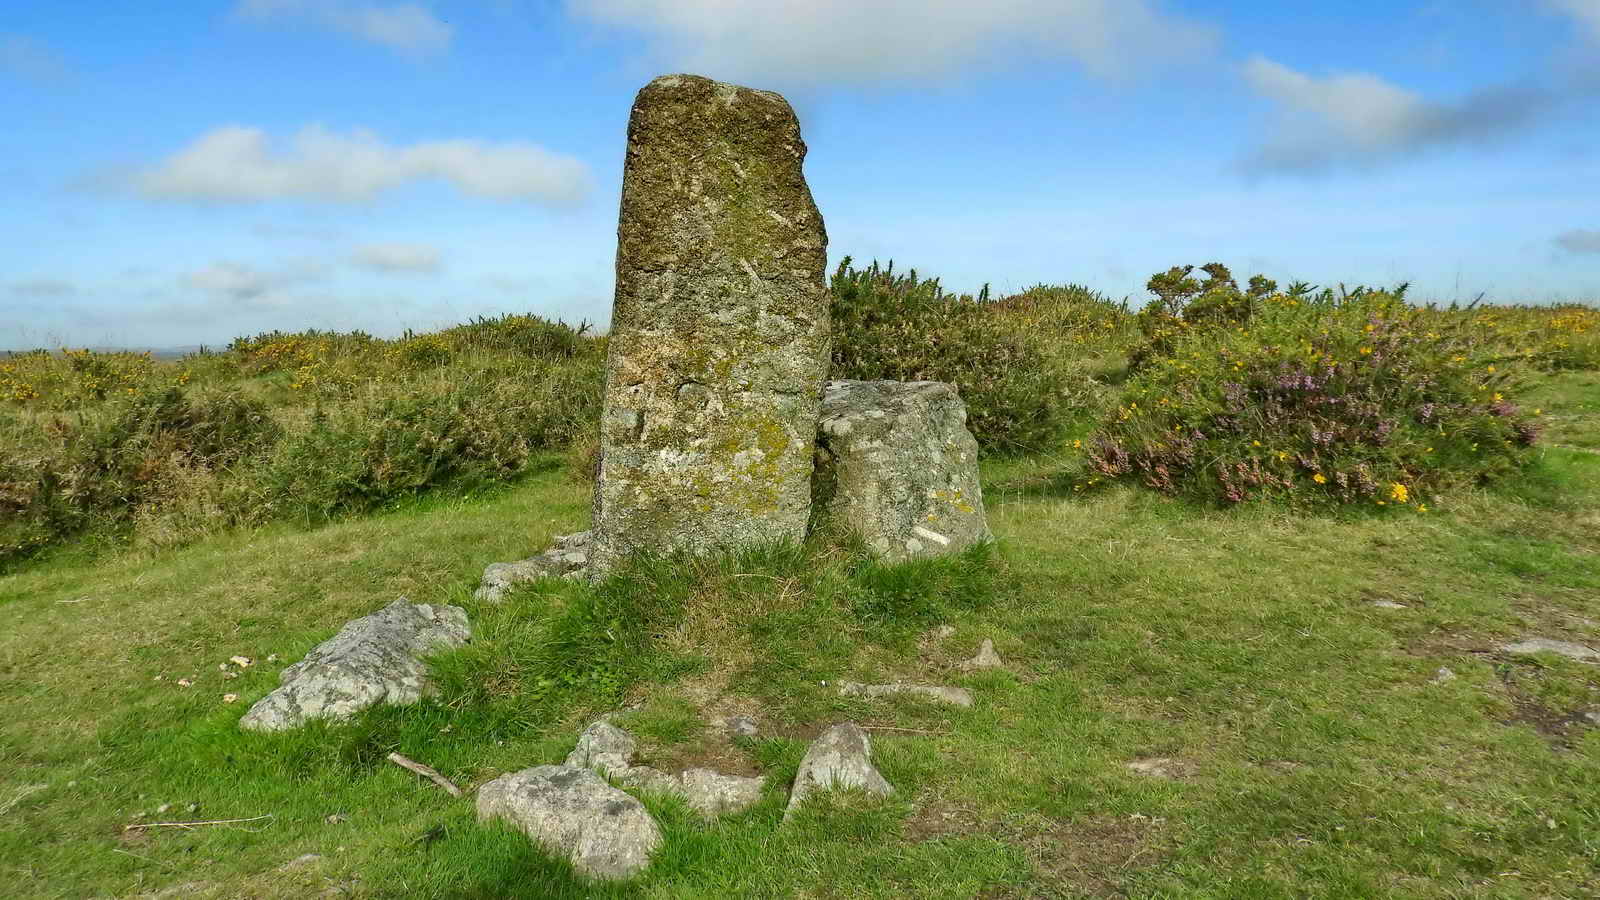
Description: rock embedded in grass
815,380,992,561
959,638,1005,671
564,720,765,819
784,722,893,821
1499,638,1599,662
474,531,591,602
838,680,974,707
588,74,831,575
238,598,470,732
476,765,662,881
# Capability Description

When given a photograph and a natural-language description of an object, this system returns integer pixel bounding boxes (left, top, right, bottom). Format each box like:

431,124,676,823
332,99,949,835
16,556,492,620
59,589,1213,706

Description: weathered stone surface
564,720,637,777
564,720,765,819
815,380,990,561
724,714,760,737
838,681,974,707
477,765,662,881
959,638,1005,671
1500,638,1599,662
784,722,893,821
239,599,469,732
589,74,830,574
474,532,591,602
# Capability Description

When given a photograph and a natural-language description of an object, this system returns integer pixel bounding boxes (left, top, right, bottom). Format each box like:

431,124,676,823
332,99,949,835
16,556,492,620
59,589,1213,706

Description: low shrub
1084,267,1541,508
829,258,1078,453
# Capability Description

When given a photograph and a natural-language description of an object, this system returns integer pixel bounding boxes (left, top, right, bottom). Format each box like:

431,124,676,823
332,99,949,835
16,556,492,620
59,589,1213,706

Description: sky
2,0,1599,349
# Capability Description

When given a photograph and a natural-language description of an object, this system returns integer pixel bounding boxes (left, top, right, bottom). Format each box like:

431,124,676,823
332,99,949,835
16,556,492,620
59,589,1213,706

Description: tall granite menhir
589,74,831,573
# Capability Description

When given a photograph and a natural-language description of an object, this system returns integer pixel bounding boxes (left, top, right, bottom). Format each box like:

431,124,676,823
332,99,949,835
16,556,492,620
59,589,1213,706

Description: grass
2,371,1598,897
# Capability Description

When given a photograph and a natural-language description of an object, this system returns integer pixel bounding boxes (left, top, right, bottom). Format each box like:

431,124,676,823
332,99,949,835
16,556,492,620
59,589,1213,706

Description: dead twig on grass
123,814,274,832
386,752,464,797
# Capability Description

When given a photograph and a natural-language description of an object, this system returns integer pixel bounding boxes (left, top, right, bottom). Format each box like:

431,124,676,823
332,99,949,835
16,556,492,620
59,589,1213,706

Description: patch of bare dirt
907,800,1170,898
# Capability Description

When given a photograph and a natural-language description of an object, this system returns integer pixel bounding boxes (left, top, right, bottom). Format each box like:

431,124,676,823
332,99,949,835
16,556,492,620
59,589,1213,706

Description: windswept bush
0,387,279,565
829,258,1080,453
1084,268,1542,508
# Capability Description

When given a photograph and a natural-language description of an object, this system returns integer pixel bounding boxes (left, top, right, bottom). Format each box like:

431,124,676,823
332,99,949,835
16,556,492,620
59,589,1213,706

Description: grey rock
838,681,974,707
565,719,765,819
617,765,765,819
1126,758,1196,779
725,714,759,737
477,765,662,881
1370,600,1409,610
279,853,323,871
589,74,830,574
475,532,591,602
1500,638,1599,662
784,723,892,821
959,638,1005,671
564,720,638,778
1583,709,1600,726
239,599,470,732
815,380,991,561
1432,666,1457,684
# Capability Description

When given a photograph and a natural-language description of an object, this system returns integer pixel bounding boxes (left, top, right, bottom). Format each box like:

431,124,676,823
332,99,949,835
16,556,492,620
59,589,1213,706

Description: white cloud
1546,0,1600,42
566,0,1218,84
1241,57,1550,172
1555,229,1600,254
1,34,69,83
10,279,77,297
235,1,453,57
352,242,442,272
183,260,329,301
133,126,591,206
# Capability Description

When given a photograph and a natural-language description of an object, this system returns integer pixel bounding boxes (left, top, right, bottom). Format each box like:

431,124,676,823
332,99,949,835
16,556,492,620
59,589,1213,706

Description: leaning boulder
784,722,893,821
477,765,662,881
815,380,991,561
239,599,469,732
564,720,638,777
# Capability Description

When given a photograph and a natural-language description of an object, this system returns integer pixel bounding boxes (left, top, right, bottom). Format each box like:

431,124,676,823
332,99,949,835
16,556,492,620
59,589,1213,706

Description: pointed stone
959,638,1004,671
784,723,892,821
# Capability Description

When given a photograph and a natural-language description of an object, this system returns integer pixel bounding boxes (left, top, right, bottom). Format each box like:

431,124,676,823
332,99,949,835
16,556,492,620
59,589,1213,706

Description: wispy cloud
130,126,591,206
235,1,453,57
1554,229,1600,254
183,260,329,302
1545,0,1600,42
352,242,441,273
10,279,78,297
1239,57,1553,173
566,0,1219,85
0,34,69,84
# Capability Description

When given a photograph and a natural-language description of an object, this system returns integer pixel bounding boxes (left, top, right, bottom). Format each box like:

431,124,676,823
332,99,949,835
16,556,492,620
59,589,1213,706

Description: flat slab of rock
784,722,892,821
839,681,974,707
565,720,765,819
589,74,830,574
816,380,991,561
475,532,591,602
477,765,661,881
1500,638,1599,662
239,599,469,732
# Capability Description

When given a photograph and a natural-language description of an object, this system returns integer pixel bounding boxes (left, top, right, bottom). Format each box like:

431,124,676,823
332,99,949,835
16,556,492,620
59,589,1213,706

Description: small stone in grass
155,803,171,814
223,694,239,704
1432,667,1457,683
230,656,253,668
176,678,193,687
1370,600,1408,610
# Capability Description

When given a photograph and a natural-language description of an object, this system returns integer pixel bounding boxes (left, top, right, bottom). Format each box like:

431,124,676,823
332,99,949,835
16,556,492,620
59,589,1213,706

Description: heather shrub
1085,270,1541,508
829,258,1078,453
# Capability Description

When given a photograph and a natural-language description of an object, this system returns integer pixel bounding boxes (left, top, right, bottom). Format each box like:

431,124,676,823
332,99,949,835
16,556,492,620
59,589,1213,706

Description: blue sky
3,0,1598,349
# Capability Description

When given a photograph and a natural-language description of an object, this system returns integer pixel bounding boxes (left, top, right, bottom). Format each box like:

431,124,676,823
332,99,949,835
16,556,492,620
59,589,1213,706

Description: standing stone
815,380,991,561
590,74,830,573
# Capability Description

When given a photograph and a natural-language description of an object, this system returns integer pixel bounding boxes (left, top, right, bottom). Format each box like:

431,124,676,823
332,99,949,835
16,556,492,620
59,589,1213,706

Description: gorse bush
0,314,603,569
829,258,1085,453
1085,266,1543,508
